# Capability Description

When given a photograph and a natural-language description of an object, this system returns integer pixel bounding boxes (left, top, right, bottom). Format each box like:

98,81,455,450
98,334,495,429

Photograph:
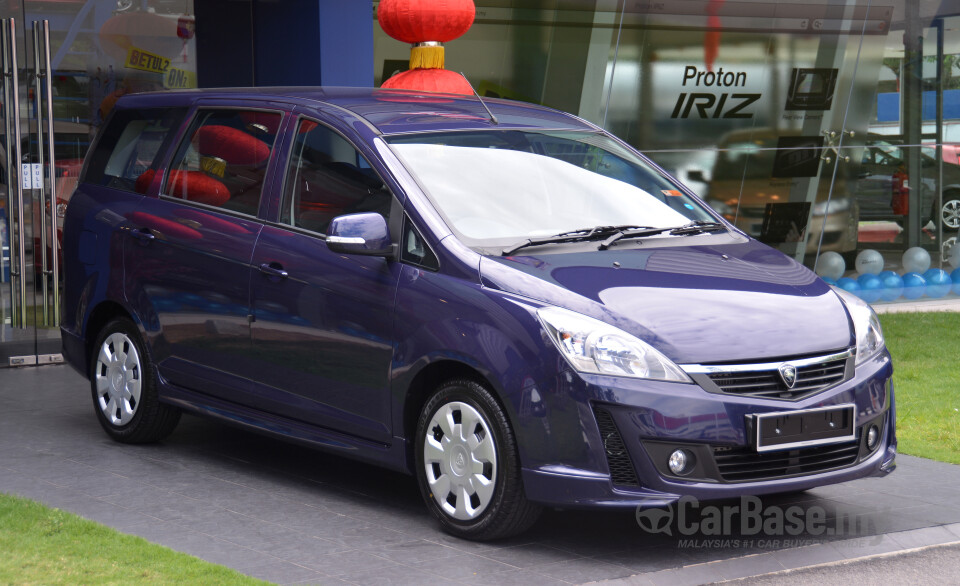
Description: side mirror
326,212,395,258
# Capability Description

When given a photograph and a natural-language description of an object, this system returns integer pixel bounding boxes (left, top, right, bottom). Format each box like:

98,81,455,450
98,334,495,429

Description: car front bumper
521,350,895,509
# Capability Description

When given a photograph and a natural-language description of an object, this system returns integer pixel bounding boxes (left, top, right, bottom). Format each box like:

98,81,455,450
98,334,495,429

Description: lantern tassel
410,43,444,69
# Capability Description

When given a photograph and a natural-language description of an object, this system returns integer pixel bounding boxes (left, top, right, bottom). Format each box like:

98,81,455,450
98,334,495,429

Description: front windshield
386,130,718,247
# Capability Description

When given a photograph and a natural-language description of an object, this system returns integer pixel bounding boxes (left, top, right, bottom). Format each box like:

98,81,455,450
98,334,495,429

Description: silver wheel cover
423,401,498,521
94,332,142,426
942,199,960,230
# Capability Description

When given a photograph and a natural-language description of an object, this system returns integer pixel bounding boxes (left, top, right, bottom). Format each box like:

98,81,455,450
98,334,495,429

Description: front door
246,116,400,443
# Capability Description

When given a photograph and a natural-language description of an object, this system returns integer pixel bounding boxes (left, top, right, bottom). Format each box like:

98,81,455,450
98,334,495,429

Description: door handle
131,228,155,244
2,18,27,328
35,21,59,326
259,262,288,279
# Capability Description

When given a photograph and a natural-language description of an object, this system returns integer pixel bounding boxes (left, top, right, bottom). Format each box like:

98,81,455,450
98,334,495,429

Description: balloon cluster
816,246,960,303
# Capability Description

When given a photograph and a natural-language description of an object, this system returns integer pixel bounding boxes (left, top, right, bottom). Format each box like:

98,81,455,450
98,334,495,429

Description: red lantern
378,0,476,95
378,0,475,44
381,68,474,95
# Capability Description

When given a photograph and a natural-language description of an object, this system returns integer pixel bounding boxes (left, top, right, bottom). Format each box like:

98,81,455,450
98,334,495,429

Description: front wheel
415,379,541,540
90,317,181,443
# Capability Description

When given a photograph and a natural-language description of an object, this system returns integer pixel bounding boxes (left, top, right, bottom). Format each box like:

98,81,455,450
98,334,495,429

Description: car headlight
537,307,691,382
832,287,885,365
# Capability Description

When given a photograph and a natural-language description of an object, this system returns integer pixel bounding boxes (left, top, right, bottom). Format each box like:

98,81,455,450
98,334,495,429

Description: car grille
685,350,853,400
713,439,861,482
708,358,847,399
593,407,639,487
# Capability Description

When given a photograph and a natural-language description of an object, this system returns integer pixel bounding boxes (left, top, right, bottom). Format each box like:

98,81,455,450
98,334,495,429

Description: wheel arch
82,300,139,376
400,359,510,473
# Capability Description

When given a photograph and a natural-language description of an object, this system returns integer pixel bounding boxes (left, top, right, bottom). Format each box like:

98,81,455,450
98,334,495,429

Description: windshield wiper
501,225,653,256
598,221,727,250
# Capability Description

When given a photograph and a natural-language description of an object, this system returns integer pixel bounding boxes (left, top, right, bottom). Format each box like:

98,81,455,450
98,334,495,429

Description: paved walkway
872,297,960,314
2,365,960,585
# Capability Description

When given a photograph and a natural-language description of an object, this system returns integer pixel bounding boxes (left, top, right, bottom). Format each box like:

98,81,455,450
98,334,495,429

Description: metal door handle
259,263,288,279
2,18,26,328
131,229,155,243
35,21,59,326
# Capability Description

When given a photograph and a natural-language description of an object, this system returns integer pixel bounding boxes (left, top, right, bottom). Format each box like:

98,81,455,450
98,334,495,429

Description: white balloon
902,246,931,274
854,249,884,275
816,251,846,281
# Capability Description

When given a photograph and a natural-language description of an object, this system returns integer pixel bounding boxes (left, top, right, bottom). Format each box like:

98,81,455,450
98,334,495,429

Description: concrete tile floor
2,365,959,585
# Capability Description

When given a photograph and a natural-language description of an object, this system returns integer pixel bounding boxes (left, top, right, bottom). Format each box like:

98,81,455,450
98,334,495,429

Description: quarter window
164,109,282,215
83,107,185,193
280,118,390,234
400,216,439,270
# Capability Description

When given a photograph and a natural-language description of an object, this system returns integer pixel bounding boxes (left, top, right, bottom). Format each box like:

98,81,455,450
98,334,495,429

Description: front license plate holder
754,404,856,452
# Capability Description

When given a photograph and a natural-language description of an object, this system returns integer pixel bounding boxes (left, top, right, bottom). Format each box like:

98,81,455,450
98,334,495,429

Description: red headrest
135,168,230,207
135,168,156,193
197,125,270,166
167,170,230,206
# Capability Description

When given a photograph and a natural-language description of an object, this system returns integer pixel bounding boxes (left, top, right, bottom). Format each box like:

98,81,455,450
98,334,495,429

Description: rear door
124,101,287,406
245,114,401,443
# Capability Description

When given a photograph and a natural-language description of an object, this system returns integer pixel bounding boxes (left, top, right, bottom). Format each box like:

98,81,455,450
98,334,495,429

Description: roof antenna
460,72,499,125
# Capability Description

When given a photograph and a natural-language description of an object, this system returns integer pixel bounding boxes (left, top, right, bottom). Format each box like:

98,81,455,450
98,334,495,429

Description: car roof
114,86,598,136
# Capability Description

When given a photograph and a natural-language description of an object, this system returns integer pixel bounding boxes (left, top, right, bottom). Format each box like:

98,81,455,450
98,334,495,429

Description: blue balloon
836,277,861,294
901,272,927,300
951,268,960,295
924,268,952,299
856,274,883,303
879,272,904,301
821,277,837,286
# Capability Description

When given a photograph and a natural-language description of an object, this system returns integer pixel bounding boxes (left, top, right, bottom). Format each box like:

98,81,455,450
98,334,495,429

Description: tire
941,192,960,231
89,317,181,443
414,379,541,540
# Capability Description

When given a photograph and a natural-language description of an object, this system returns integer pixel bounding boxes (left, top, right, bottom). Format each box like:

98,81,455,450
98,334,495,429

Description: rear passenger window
82,107,185,193
280,118,390,234
163,109,282,215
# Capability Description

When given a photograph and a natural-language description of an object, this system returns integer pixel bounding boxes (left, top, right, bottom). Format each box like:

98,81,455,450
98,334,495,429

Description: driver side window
281,119,390,235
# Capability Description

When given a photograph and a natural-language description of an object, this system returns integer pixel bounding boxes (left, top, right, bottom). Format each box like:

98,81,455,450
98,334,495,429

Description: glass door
1,1,196,368
0,15,63,367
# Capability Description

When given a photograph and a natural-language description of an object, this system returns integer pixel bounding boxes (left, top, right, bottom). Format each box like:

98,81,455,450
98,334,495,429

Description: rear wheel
90,317,180,443
415,379,541,540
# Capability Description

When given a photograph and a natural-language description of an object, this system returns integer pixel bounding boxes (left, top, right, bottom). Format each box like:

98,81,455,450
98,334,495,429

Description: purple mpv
61,88,895,540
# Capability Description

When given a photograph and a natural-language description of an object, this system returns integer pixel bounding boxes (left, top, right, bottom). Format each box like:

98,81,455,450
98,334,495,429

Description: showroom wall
375,0,960,304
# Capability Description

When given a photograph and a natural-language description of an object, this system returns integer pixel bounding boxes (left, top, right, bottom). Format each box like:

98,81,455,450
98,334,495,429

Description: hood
479,238,853,364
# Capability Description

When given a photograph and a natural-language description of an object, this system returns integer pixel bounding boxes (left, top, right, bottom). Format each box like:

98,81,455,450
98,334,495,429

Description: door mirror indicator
326,212,395,258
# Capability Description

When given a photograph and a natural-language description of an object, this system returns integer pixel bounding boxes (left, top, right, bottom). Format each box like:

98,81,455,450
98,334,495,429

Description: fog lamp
668,449,690,475
866,425,880,450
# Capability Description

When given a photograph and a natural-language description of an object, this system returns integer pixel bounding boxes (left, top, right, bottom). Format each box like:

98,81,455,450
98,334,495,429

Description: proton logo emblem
635,506,674,535
779,363,798,388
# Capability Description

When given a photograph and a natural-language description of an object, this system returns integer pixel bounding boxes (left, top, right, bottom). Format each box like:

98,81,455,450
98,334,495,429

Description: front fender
392,264,597,472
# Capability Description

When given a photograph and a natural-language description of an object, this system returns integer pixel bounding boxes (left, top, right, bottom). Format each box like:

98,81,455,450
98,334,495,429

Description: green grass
879,311,960,465
0,493,270,585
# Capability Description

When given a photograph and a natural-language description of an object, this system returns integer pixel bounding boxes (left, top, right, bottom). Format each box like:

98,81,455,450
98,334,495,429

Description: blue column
197,0,373,88
253,0,373,87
